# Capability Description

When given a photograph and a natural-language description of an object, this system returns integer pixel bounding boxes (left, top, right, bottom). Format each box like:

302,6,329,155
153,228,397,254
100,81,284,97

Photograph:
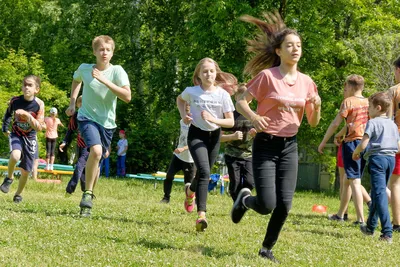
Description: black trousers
224,154,254,201
188,125,221,212
163,154,196,199
244,132,298,250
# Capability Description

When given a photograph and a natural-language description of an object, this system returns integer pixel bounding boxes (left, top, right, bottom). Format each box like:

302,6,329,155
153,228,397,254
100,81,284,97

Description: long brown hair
192,57,238,94
241,11,301,77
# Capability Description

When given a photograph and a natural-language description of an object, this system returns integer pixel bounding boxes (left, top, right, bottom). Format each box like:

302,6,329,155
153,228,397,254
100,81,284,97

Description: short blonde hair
92,35,115,51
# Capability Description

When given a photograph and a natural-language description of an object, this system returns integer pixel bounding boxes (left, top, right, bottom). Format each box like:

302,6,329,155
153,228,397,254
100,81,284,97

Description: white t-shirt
174,120,193,163
181,85,234,131
117,139,128,156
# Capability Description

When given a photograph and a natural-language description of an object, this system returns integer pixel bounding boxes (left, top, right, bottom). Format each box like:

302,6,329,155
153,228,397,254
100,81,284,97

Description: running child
1,75,45,203
177,57,235,231
231,12,321,263
66,35,131,216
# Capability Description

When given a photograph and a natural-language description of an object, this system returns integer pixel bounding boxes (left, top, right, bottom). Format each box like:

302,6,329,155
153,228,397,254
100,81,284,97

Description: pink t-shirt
44,117,62,138
247,67,318,137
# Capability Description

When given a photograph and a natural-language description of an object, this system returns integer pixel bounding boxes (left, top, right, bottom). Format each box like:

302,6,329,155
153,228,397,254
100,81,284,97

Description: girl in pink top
231,12,321,263
44,107,64,170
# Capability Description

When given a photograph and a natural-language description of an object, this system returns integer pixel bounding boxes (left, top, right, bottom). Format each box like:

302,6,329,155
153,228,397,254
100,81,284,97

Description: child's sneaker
0,177,13,193
231,188,251,224
393,225,400,232
328,214,344,221
80,207,92,217
379,235,393,244
184,183,195,213
13,195,22,203
160,197,170,204
80,191,94,208
258,249,279,263
360,223,374,236
196,216,208,232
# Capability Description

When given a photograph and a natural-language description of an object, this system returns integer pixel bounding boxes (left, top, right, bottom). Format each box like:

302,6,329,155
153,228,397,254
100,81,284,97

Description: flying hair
240,11,300,77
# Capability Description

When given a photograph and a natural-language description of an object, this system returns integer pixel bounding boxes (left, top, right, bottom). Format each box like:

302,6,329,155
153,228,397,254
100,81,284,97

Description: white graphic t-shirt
181,85,234,131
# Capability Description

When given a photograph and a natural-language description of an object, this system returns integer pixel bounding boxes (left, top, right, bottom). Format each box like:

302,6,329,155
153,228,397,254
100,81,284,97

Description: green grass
0,177,399,266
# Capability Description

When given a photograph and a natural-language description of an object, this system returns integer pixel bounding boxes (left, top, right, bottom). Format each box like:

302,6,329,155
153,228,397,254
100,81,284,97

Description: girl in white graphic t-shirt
177,57,235,232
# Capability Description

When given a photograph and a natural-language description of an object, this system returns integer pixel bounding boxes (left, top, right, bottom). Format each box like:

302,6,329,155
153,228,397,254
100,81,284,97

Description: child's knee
89,145,103,159
10,150,21,161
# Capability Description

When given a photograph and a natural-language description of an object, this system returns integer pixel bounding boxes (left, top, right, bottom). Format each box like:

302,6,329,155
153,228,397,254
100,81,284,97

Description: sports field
0,178,397,266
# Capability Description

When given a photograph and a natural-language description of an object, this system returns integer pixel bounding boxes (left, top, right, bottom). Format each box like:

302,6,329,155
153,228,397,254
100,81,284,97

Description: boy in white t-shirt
116,130,128,177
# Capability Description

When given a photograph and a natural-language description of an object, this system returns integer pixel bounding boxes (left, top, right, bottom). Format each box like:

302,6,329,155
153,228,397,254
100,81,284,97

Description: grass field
0,177,398,266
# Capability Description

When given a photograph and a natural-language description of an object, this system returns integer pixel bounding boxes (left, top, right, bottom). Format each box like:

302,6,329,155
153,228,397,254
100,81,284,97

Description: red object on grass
312,204,327,213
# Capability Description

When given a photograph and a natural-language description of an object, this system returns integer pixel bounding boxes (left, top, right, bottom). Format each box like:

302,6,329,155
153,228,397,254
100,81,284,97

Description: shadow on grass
188,245,235,258
137,239,178,250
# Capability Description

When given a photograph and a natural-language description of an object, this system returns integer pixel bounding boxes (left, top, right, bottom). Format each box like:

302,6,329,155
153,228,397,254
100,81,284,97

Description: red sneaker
184,183,195,213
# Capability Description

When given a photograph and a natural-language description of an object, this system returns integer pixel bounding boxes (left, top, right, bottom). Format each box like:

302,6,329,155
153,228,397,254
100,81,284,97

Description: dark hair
345,74,364,90
24,75,41,88
393,56,400,69
240,11,301,77
369,91,391,113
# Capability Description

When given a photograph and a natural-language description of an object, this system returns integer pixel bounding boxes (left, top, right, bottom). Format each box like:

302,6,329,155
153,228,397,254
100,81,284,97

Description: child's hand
92,68,108,84
248,128,257,138
183,113,193,125
307,95,321,110
201,110,215,123
65,105,75,116
174,147,184,154
59,142,66,152
234,131,243,140
3,131,10,137
15,109,30,121
318,142,326,154
251,115,269,132
352,151,361,161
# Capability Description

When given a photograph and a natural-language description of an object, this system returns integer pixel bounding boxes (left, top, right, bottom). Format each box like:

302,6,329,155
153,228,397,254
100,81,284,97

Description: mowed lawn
0,177,398,266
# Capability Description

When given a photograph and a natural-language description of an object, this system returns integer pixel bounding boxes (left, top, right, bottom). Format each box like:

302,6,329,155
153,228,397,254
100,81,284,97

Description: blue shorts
78,119,114,157
9,133,38,172
343,140,365,179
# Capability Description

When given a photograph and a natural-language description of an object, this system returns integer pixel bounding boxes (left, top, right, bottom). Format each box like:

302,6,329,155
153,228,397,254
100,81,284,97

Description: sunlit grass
0,177,398,266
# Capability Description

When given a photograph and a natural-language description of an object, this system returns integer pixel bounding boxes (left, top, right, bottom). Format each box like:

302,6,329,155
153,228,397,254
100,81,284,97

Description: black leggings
188,125,221,212
244,132,298,250
163,154,196,199
225,155,254,201
46,138,57,158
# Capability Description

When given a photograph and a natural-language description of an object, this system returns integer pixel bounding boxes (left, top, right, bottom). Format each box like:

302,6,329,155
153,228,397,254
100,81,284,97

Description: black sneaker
231,188,251,224
259,249,279,263
328,214,344,221
80,191,94,208
353,221,364,226
393,225,400,232
379,235,393,244
13,195,22,203
0,177,13,193
360,223,374,236
160,197,170,204
343,214,348,221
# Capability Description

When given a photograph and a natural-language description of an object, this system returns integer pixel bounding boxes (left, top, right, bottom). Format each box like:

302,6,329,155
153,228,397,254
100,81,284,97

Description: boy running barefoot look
66,35,131,216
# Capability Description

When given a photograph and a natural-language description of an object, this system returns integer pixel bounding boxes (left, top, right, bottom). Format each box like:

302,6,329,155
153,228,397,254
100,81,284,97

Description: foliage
1,0,400,173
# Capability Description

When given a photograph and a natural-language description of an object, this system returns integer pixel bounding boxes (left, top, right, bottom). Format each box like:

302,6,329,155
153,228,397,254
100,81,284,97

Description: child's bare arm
66,80,82,116
352,134,370,160
318,113,343,153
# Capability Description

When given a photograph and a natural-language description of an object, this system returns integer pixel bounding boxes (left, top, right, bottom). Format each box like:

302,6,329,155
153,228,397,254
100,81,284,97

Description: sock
85,190,93,195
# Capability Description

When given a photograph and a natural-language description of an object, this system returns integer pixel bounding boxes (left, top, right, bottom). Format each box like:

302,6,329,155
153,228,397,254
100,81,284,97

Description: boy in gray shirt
353,92,400,243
